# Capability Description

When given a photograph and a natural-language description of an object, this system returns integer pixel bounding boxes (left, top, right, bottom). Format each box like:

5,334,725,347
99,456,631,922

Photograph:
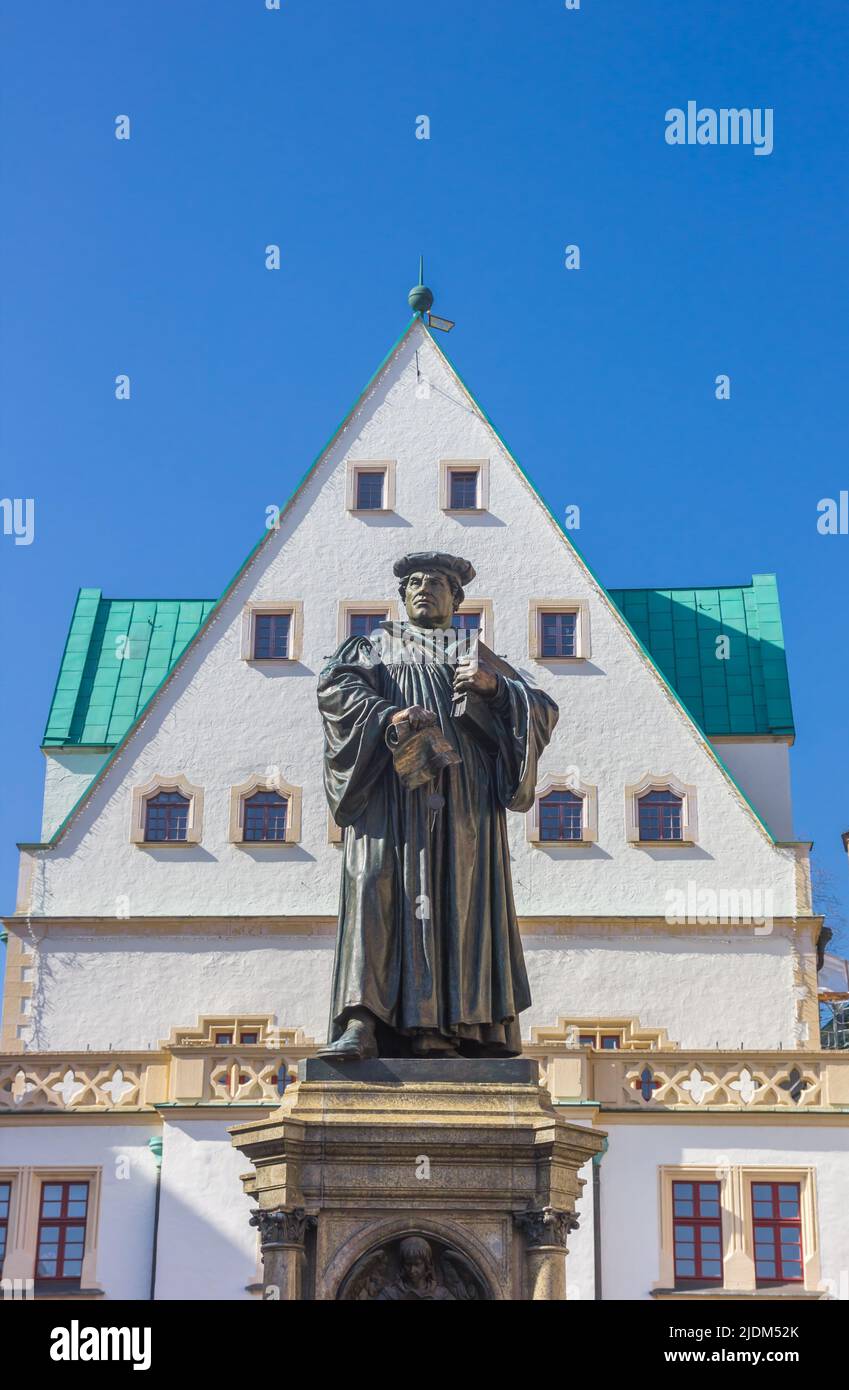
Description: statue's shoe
316,1020,378,1060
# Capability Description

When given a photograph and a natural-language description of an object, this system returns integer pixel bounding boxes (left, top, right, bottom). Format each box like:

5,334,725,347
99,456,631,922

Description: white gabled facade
2,315,846,1302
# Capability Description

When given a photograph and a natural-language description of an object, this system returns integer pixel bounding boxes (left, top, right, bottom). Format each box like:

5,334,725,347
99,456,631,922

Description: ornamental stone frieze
2,1043,848,1113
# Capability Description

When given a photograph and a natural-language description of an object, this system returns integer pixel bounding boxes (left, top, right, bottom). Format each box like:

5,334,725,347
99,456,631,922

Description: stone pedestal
231,1057,605,1301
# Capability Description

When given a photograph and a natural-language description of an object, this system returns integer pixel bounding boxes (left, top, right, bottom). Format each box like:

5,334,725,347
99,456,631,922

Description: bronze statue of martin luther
316,552,558,1060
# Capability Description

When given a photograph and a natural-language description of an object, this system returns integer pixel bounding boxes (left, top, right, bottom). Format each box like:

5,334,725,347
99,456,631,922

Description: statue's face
402,1250,429,1287
403,570,456,629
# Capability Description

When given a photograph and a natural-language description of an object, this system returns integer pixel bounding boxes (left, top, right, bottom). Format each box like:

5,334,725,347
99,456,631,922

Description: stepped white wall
20,323,800,925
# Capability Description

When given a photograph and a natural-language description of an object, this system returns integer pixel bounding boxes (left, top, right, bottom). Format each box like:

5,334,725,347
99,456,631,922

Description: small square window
240,1031,259,1046
348,611,387,639
254,612,291,660
355,471,386,510
449,470,479,510
540,611,577,658
214,1032,234,1046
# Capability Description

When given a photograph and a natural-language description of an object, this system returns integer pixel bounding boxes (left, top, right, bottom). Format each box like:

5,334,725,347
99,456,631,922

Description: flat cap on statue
392,552,476,587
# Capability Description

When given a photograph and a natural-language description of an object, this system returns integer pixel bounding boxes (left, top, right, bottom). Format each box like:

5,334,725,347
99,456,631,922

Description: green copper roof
43,575,793,750
607,574,794,737
43,589,216,747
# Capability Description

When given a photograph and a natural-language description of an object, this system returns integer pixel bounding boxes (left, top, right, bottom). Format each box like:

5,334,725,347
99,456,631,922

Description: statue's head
393,552,476,630
398,1236,435,1289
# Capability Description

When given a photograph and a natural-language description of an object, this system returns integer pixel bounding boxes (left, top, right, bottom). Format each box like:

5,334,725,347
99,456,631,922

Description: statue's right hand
392,705,438,732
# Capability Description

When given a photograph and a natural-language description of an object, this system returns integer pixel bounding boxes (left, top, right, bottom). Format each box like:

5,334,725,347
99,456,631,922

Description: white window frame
528,599,591,661
337,600,396,644
451,599,494,648
130,775,204,847
346,460,396,514
440,459,490,513
240,601,304,663
625,773,698,845
527,773,598,845
229,775,302,846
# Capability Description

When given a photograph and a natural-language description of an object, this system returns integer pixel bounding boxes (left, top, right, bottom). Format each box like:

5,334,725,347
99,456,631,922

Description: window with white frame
657,1166,820,1296
625,774,697,845
131,776,204,846
440,459,489,513
0,1169,102,1293
337,601,394,643
241,602,303,663
528,599,591,661
229,776,302,846
346,460,396,513
527,775,597,844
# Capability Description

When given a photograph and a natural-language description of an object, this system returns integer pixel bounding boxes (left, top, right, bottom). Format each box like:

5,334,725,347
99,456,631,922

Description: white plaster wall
599,1124,849,1300
0,1123,159,1300
24,322,800,922
710,740,794,841
153,1118,260,1300
16,921,813,1051
20,928,336,1050
522,927,807,1050
41,751,110,840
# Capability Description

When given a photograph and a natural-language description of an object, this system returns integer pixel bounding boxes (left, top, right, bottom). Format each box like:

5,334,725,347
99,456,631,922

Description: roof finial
408,256,434,315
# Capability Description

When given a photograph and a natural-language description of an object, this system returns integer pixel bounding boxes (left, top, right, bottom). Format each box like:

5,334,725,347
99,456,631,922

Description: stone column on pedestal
249,1207,314,1300
515,1206,579,1301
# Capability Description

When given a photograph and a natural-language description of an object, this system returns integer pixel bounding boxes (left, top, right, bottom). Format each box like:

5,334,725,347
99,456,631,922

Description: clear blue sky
1,2,847,961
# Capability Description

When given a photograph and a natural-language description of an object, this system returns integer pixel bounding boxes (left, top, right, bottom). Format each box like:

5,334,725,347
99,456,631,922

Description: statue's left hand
453,664,498,699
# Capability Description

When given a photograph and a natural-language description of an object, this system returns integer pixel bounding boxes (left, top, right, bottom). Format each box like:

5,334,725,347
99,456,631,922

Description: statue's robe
317,621,559,1054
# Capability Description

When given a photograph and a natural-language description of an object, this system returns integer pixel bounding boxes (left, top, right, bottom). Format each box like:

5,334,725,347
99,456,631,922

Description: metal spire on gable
407,256,455,331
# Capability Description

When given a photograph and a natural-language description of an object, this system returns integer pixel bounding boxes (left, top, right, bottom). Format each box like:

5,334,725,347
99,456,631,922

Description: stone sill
34,1287,105,1300
631,840,696,849
652,1286,825,1300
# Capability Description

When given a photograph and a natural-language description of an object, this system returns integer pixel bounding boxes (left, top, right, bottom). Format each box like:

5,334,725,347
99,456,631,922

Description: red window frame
348,612,387,639
239,1032,259,1046
214,1032,234,1045
451,610,481,632
752,1182,803,1284
35,1181,89,1285
243,791,288,842
540,611,577,658
539,789,583,841
0,1180,10,1273
638,789,683,841
253,612,291,660
672,1181,723,1284
144,790,190,842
